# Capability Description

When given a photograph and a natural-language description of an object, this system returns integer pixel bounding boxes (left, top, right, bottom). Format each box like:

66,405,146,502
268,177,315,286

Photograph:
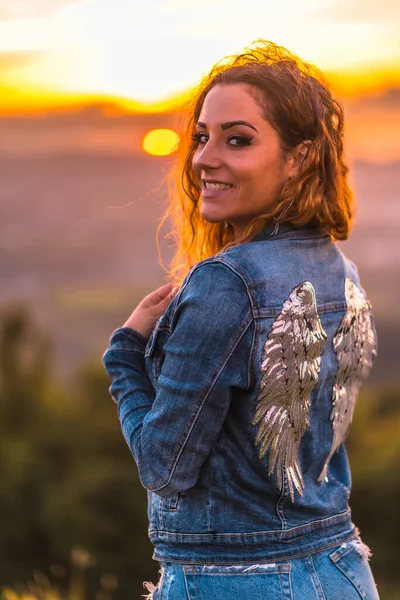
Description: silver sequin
318,278,377,483
253,282,327,502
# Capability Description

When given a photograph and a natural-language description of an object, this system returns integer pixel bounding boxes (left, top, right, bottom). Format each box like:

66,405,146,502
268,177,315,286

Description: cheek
239,163,285,206
241,166,270,191
234,162,262,187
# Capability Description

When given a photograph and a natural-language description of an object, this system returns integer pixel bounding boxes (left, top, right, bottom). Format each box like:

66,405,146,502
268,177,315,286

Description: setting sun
142,129,180,157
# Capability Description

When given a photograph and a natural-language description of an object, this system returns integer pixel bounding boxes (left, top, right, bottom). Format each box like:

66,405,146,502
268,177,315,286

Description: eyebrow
197,120,259,133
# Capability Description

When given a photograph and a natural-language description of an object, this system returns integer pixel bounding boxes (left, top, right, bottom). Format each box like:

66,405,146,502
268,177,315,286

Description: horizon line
1,70,400,117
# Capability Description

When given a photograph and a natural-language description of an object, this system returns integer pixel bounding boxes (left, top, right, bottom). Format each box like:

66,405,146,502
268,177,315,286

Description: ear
286,140,311,178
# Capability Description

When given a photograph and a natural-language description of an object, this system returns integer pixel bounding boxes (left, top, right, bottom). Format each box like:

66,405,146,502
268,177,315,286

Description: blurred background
0,1,399,599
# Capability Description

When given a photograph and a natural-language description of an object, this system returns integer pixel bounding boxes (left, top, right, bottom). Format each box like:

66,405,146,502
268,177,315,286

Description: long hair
158,40,354,284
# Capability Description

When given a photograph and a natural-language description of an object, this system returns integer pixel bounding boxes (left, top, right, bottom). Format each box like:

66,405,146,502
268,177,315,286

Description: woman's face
192,83,296,237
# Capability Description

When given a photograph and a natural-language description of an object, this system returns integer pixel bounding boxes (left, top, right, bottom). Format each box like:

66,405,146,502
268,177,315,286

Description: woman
103,41,379,599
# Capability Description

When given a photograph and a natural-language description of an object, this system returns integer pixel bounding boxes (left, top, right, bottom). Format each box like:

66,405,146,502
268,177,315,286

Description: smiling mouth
203,182,233,191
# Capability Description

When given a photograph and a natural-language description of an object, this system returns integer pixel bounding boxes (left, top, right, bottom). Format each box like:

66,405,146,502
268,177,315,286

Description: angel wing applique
252,281,327,503
318,278,377,482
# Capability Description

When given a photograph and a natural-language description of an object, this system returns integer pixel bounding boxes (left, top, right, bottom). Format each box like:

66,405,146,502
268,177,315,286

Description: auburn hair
158,40,354,284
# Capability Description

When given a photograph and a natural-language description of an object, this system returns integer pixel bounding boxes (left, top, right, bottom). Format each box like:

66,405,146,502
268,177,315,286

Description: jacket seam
248,318,256,390
171,259,257,323
224,231,329,245
251,302,346,318
104,347,145,355
151,532,358,565
149,509,351,538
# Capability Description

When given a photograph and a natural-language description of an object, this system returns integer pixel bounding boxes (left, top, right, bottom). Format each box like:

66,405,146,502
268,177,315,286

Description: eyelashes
191,133,253,147
191,133,207,144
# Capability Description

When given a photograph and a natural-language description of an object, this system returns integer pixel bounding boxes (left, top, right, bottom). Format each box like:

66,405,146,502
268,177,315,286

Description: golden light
142,129,180,156
0,1,399,115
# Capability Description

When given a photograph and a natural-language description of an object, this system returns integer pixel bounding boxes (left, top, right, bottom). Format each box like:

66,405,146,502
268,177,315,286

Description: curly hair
158,40,354,284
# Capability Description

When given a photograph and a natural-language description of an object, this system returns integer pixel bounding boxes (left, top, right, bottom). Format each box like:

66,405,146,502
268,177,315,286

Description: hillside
0,154,398,381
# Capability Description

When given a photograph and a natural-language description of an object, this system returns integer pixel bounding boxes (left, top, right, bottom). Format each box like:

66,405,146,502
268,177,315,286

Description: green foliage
0,304,399,598
347,383,400,599
0,305,157,599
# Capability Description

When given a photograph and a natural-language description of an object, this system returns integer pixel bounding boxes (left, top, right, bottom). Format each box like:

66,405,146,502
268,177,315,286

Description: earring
271,199,295,236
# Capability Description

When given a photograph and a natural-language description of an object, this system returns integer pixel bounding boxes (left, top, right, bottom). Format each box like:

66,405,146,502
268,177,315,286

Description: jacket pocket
183,563,292,600
329,540,379,599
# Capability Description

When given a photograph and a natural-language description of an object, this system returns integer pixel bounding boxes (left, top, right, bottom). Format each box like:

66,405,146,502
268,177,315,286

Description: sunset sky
0,0,399,113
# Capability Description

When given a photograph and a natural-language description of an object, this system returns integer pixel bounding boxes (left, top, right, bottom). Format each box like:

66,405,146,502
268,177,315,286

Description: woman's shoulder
179,256,251,300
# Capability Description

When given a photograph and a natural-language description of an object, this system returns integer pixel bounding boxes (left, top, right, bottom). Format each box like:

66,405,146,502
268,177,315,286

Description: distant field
0,154,399,381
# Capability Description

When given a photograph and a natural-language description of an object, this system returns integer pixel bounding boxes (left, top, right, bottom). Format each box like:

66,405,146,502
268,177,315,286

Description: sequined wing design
252,282,327,502
318,278,377,482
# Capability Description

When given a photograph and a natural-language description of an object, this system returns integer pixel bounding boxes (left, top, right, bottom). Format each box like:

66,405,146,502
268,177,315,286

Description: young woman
103,40,379,599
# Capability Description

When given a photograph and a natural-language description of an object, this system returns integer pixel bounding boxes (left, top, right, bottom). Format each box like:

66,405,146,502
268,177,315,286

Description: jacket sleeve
102,261,253,497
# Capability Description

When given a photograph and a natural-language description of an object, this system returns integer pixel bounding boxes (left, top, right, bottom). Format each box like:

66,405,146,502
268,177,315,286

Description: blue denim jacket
102,222,377,564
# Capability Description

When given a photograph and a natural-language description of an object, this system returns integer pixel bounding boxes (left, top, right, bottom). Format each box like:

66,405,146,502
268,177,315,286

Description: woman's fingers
122,283,180,337
142,283,179,309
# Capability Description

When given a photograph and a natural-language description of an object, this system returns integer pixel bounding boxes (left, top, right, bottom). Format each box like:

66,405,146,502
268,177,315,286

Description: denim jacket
102,221,377,564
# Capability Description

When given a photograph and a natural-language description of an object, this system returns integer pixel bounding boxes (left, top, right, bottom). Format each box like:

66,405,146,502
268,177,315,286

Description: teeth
204,182,232,191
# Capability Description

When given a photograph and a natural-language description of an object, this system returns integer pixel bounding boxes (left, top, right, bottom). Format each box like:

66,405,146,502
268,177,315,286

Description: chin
203,218,225,225
200,211,226,224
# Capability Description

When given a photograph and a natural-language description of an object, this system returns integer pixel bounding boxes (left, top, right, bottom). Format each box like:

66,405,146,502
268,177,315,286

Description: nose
193,139,222,172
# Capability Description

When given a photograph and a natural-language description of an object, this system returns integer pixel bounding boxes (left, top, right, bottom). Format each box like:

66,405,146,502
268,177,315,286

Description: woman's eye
191,133,253,146
191,133,208,144
227,135,253,146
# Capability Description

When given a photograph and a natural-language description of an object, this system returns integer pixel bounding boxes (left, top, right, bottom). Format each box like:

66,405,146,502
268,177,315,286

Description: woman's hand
123,282,179,340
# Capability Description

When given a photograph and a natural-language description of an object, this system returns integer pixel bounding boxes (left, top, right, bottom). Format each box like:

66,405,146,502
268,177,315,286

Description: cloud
0,50,44,76
314,0,400,23
0,0,84,21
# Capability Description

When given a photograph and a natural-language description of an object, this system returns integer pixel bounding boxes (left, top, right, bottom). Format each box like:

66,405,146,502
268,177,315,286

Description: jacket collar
250,220,327,242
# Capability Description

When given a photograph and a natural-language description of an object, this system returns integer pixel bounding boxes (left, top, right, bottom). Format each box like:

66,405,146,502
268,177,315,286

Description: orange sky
0,0,399,114
0,0,399,162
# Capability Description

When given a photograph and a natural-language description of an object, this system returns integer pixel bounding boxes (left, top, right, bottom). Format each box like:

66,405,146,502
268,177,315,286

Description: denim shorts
143,539,379,599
